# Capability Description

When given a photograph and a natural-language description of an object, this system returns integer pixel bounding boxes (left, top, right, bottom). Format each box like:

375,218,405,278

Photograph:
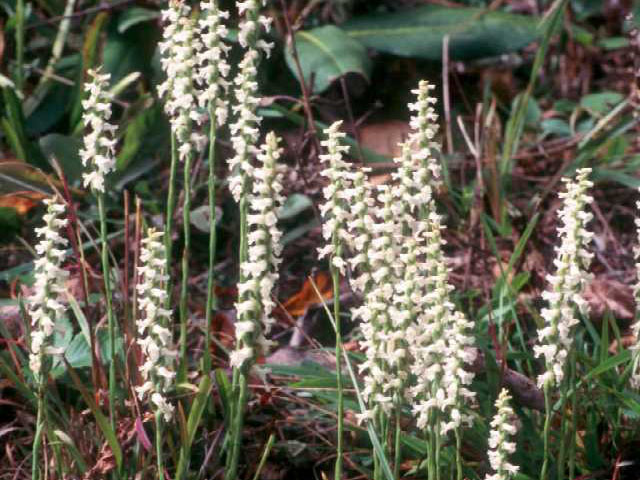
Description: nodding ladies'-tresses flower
534,168,594,388
158,0,205,162
485,388,519,480
228,0,273,203
28,198,69,380
355,185,401,423
407,208,473,433
317,121,354,275
231,132,285,368
135,228,177,422
630,191,640,389
197,0,231,126
80,69,116,193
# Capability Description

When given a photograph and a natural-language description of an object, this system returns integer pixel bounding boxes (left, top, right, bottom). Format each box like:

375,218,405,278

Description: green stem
393,406,401,480
455,427,463,480
427,426,436,480
178,151,192,382
15,0,25,92
540,385,551,480
557,378,569,480
435,420,441,480
332,262,343,480
164,133,178,301
569,349,578,480
155,412,165,480
225,369,249,480
98,193,116,429
31,386,45,480
204,113,218,376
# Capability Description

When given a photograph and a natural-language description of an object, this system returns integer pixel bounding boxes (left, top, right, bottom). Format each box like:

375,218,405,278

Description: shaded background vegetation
2,0,640,478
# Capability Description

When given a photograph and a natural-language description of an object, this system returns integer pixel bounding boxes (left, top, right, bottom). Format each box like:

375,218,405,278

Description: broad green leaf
285,25,372,93
343,5,539,61
103,15,158,84
39,134,83,184
279,193,313,220
117,7,159,33
580,91,624,116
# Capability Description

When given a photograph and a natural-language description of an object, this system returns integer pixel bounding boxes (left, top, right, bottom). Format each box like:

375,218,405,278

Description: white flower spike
228,0,272,203
534,168,594,388
485,388,519,480
135,228,177,422
231,132,285,368
197,0,231,126
158,0,205,162
80,69,116,193
318,121,354,276
28,198,69,380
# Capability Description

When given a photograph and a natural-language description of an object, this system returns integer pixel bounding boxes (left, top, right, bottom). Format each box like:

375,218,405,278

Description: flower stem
225,369,249,480
332,262,343,480
31,386,45,480
393,406,402,480
165,134,178,300
455,427,463,480
98,193,116,429
204,114,218,376
178,151,193,382
569,348,578,480
155,412,165,480
540,385,551,480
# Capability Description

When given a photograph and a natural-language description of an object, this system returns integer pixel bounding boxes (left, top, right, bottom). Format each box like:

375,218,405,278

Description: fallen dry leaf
0,191,47,215
584,278,635,322
281,272,333,318
359,120,410,158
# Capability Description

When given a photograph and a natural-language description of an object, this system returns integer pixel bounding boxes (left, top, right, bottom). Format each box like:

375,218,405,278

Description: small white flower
485,388,519,480
535,168,593,388
80,69,116,192
135,228,176,420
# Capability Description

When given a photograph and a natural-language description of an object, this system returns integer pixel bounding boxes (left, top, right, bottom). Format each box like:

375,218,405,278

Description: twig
279,0,321,157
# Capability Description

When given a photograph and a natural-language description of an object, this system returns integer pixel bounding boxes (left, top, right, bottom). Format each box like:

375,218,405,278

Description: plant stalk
165,133,178,301
98,193,116,429
155,412,165,480
332,260,343,480
178,151,193,382
540,385,552,480
204,113,218,376
31,386,45,480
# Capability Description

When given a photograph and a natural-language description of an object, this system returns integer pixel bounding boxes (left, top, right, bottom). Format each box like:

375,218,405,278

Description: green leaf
39,134,83,184
190,204,221,233
580,91,624,117
285,25,372,93
103,15,158,84
279,193,313,220
541,118,572,138
343,5,539,61
584,350,631,381
117,7,160,33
